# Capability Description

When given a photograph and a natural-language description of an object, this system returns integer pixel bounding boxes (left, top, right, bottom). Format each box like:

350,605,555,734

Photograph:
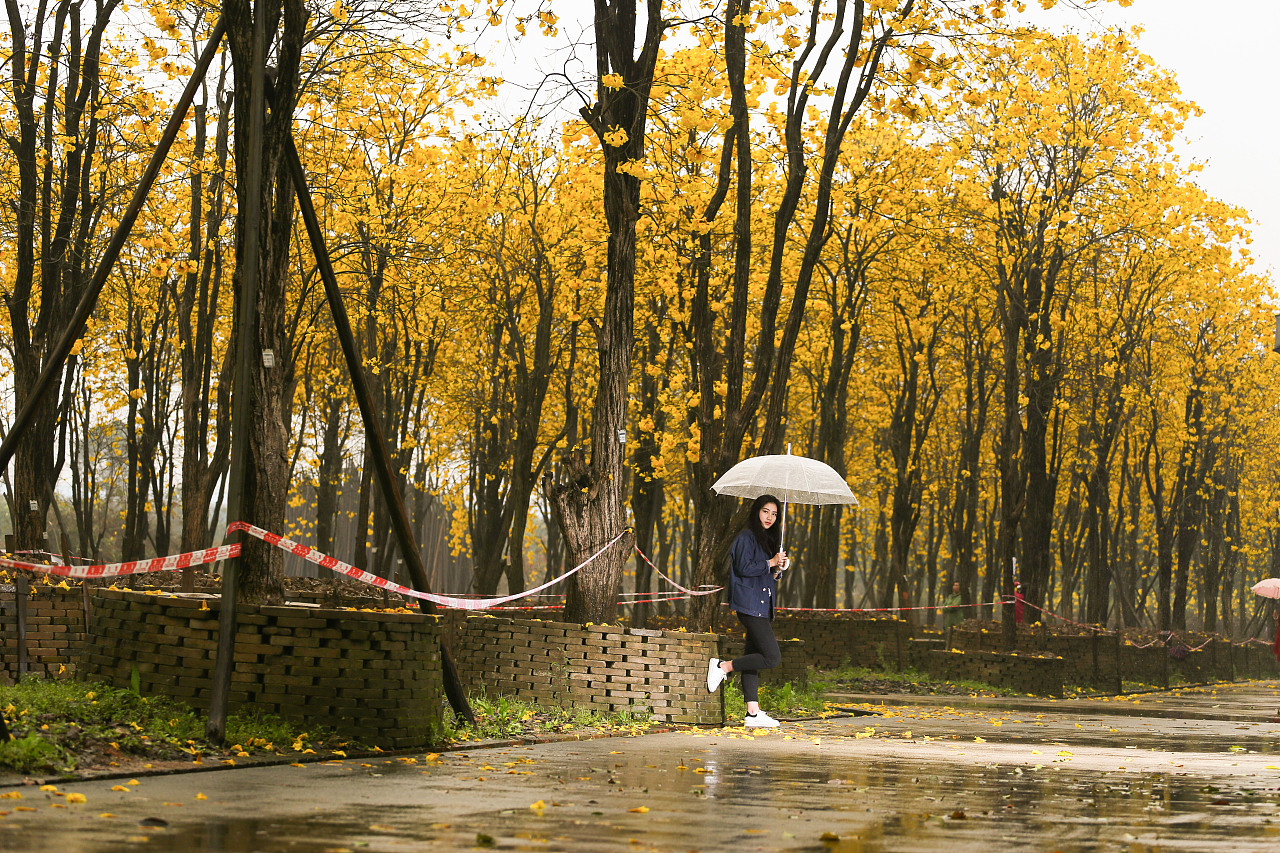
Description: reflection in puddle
7,738,1280,853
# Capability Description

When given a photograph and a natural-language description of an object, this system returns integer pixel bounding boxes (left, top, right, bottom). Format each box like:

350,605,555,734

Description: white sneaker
706,658,728,692
744,710,780,728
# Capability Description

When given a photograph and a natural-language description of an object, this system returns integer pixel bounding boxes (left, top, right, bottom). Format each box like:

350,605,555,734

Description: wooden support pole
14,574,29,678
281,127,475,724
206,3,266,744
0,14,228,481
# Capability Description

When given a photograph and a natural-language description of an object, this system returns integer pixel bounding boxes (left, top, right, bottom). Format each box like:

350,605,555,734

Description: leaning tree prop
0,8,474,735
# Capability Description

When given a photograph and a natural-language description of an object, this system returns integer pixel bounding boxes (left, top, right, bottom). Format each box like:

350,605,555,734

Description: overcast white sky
1050,0,1279,282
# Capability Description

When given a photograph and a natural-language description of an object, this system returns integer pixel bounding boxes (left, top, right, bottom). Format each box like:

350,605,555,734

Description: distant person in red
1272,601,1280,663
1014,581,1025,624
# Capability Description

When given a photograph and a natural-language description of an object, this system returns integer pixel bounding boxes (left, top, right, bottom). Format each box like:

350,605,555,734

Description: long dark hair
745,494,782,555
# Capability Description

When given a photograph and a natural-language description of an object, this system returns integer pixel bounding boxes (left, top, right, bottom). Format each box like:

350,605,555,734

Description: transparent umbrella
1251,578,1280,599
710,450,857,553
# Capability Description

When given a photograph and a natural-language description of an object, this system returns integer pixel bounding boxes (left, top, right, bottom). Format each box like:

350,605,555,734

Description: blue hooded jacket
728,527,776,619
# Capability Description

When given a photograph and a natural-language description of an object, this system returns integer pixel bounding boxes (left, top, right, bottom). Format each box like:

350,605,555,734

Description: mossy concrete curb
0,725,680,789
829,678,1278,722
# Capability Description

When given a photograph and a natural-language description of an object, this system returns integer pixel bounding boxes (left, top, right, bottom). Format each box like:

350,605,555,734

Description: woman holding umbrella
706,493,788,727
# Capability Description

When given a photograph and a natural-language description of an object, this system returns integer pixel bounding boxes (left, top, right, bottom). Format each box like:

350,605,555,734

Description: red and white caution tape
775,599,1003,614
632,544,722,596
1015,598,1100,630
227,521,626,610
0,544,240,579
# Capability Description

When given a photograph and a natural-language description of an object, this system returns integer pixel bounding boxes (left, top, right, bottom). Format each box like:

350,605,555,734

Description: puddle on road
9,746,1279,853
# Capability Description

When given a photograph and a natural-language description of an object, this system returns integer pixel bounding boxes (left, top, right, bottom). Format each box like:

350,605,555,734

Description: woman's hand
770,550,789,569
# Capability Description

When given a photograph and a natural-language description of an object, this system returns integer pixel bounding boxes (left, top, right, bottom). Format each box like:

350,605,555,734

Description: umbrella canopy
1251,578,1280,599
711,454,858,506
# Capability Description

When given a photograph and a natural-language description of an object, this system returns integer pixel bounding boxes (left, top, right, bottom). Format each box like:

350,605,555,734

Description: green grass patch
722,678,833,720
0,677,351,776
0,733,62,776
446,693,653,743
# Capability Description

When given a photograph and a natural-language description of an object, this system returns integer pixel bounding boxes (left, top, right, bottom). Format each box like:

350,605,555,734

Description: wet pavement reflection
2,682,1278,852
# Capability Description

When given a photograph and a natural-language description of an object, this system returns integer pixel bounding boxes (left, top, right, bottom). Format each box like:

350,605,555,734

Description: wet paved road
2,682,1279,852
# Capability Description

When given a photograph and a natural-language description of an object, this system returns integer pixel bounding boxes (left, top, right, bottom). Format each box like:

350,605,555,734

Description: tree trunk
314,394,345,555
630,378,666,627
224,0,308,604
4,2,121,550
179,68,234,590
545,0,663,624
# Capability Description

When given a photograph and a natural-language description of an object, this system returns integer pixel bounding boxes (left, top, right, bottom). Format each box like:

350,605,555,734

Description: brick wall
78,590,444,749
0,577,92,682
925,650,1065,697
904,638,945,670
1233,642,1280,679
713,611,911,671
438,613,723,726
10,579,1280,713
716,637,808,689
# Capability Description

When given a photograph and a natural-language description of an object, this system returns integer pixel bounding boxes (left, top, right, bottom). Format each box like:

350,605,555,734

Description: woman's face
758,502,779,530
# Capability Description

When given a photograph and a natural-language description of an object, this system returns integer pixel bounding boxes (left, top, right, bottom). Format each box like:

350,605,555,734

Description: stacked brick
713,611,910,671
904,637,946,669
716,637,808,689
0,578,91,682
948,625,1277,691
11,577,1280,714
1232,642,1280,680
79,589,444,749
928,650,1066,697
439,613,723,726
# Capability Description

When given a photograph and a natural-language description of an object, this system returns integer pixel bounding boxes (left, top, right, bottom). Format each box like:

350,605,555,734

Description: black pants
731,612,781,703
